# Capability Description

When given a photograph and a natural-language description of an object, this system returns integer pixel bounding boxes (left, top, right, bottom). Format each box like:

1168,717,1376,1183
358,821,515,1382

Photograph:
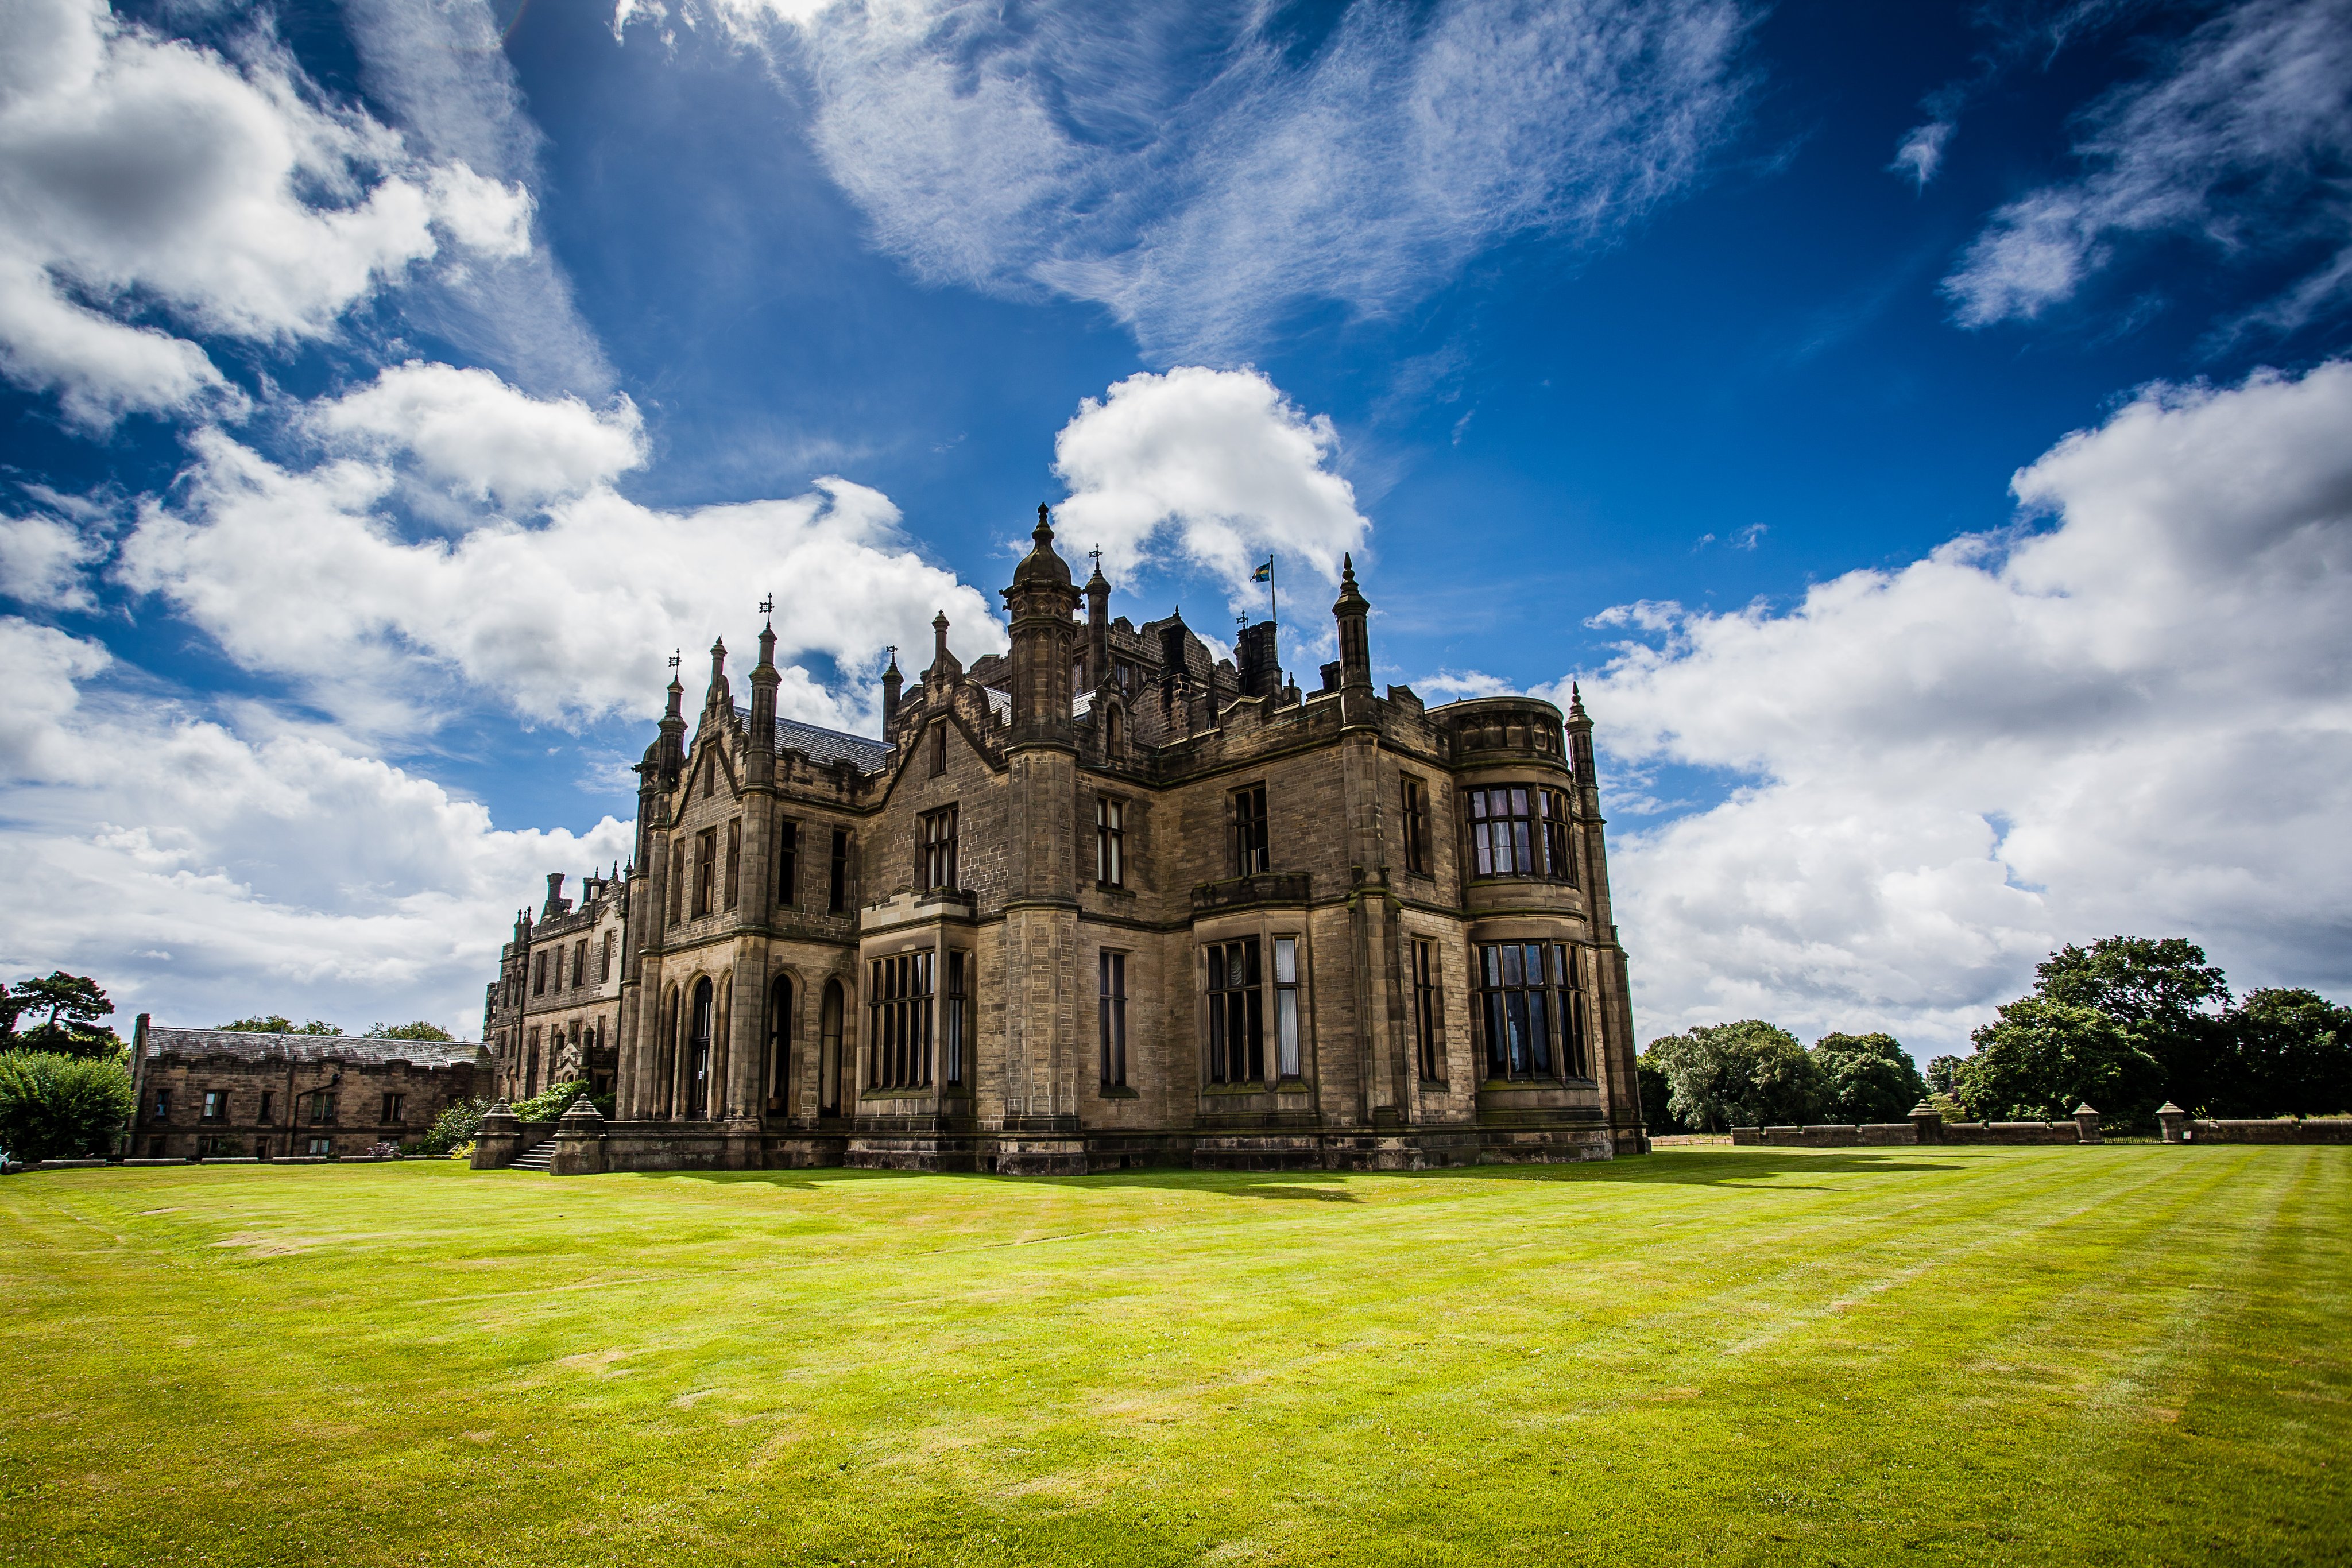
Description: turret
748,605,779,783
881,648,903,739
1333,553,1371,691
1085,550,1111,690
703,637,731,715
1002,504,1080,748
1566,681,1596,788
926,610,962,689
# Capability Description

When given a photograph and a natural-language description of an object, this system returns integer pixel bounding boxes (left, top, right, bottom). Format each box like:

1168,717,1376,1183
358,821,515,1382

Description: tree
365,1021,455,1042
2033,938,2231,1110
1957,997,2164,1124
1635,1043,1686,1135
2218,989,2352,1118
1924,1055,1967,1097
7,973,120,1057
218,1016,342,1035
1811,1032,1928,1124
1646,1021,1821,1132
0,1050,134,1160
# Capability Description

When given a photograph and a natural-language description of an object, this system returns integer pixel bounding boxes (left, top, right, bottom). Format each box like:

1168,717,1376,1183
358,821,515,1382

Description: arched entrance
687,977,714,1119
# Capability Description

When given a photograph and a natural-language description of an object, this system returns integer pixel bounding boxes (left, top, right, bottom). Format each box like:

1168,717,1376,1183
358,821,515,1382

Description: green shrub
508,1079,613,1122
417,1098,489,1156
0,1050,134,1161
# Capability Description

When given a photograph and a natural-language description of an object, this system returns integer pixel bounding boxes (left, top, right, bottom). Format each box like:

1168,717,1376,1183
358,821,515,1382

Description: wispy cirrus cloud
643,0,1754,362
1944,0,2352,331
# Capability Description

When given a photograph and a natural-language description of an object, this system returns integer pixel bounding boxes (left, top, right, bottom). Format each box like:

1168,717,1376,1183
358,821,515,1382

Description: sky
1,0,2347,1056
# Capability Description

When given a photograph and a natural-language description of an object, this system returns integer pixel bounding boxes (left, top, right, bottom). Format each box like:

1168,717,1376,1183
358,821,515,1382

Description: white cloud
0,508,105,611
0,615,630,1037
0,0,536,427
118,379,1003,734
656,0,1750,362
1580,361,2352,1054
1945,0,2352,328
1053,367,1369,599
308,360,645,509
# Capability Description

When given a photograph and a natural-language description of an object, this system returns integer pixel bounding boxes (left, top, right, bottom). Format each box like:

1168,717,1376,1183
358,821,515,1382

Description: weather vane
667,649,680,670
758,593,775,624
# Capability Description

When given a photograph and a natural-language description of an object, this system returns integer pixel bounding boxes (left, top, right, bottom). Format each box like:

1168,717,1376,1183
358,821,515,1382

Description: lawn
2,1147,2344,1566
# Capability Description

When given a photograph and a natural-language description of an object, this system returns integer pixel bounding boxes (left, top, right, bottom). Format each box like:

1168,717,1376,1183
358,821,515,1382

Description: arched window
819,978,845,1117
687,978,714,1119
769,975,794,1113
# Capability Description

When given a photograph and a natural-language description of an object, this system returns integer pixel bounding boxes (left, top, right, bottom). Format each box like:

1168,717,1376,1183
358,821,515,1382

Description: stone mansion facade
481,509,1647,1174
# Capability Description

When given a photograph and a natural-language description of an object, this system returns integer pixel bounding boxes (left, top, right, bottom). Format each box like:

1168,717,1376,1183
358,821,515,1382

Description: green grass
3,1148,2346,1566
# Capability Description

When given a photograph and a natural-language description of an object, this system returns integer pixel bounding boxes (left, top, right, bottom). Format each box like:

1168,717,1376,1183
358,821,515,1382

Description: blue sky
2,0,2347,1052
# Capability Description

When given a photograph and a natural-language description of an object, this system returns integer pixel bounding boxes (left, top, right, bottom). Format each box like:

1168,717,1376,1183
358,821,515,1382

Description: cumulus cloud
1579,361,2352,1054
0,615,628,1035
0,508,105,611
1052,366,1368,599
1945,0,2352,329
655,0,1750,361
117,375,1002,735
0,0,536,427
307,360,645,509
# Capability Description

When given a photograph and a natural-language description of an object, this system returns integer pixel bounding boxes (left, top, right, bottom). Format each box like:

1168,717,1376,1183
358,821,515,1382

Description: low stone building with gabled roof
124,1021,489,1160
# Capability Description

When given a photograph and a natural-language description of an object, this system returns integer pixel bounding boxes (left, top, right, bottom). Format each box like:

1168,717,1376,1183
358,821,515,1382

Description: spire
756,593,777,670
881,645,903,737
664,649,684,720
1085,546,1110,689
1002,502,1082,746
1569,680,1587,721
1011,502,1073,587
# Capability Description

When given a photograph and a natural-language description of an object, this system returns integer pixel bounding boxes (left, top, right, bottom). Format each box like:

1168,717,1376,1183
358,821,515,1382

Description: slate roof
728,706,891,772
141,1028,488,1069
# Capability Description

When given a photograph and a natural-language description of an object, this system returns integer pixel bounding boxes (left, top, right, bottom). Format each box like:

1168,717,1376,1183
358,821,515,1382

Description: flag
1250,557,1274,583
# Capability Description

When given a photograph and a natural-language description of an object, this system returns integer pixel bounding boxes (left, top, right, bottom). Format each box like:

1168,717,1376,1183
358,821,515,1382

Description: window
1206,938,1264,1084
303,1090,338,1124
920,807,959,891
1274,937,1301,1079
1099,950,1127,1087
829,828,850,914
687,978,713,1119
308,1137,332,1156
819,979,845,1116
725,818,743,907
1465,787,1577,882
1401,776,1431,874
533,951,547,995
1097,797,1125,887
600,932,614,982
1561,945,1591,1079
554,946,566,990
1412,939,1442,1083
380,1093,405,1124
1477,942,1583,1081
694,829,718,916
930,722,948,776
202,1090,226,1121
869,951,934,1090
668,839,686,926
574,939,589,989
943,951,967,1087
257,1090,274,1124
778,819,799,907
1231,784,1269,876
1106,706,1124,751
153,1089,170,1120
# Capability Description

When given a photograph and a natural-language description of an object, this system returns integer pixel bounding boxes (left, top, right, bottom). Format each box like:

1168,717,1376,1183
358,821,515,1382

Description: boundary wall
1732,1102,2352,1148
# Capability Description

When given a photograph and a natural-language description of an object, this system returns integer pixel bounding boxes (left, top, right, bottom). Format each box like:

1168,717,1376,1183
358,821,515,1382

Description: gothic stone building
492,510,1645,1174
124,1021,490,1159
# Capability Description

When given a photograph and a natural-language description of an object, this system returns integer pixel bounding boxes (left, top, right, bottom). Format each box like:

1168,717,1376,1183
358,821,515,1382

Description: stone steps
508,1140,556,1172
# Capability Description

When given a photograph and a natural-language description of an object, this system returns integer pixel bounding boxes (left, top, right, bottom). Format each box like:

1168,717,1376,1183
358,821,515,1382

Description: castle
482,510,1646,1173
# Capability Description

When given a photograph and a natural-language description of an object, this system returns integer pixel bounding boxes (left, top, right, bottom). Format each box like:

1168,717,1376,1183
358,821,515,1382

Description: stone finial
2074,1103,2098,1116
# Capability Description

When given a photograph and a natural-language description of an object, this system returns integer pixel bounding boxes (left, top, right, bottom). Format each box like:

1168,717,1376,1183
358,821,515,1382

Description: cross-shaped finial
758,593,775,624
667,649,680,670
1089,545,1102,568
